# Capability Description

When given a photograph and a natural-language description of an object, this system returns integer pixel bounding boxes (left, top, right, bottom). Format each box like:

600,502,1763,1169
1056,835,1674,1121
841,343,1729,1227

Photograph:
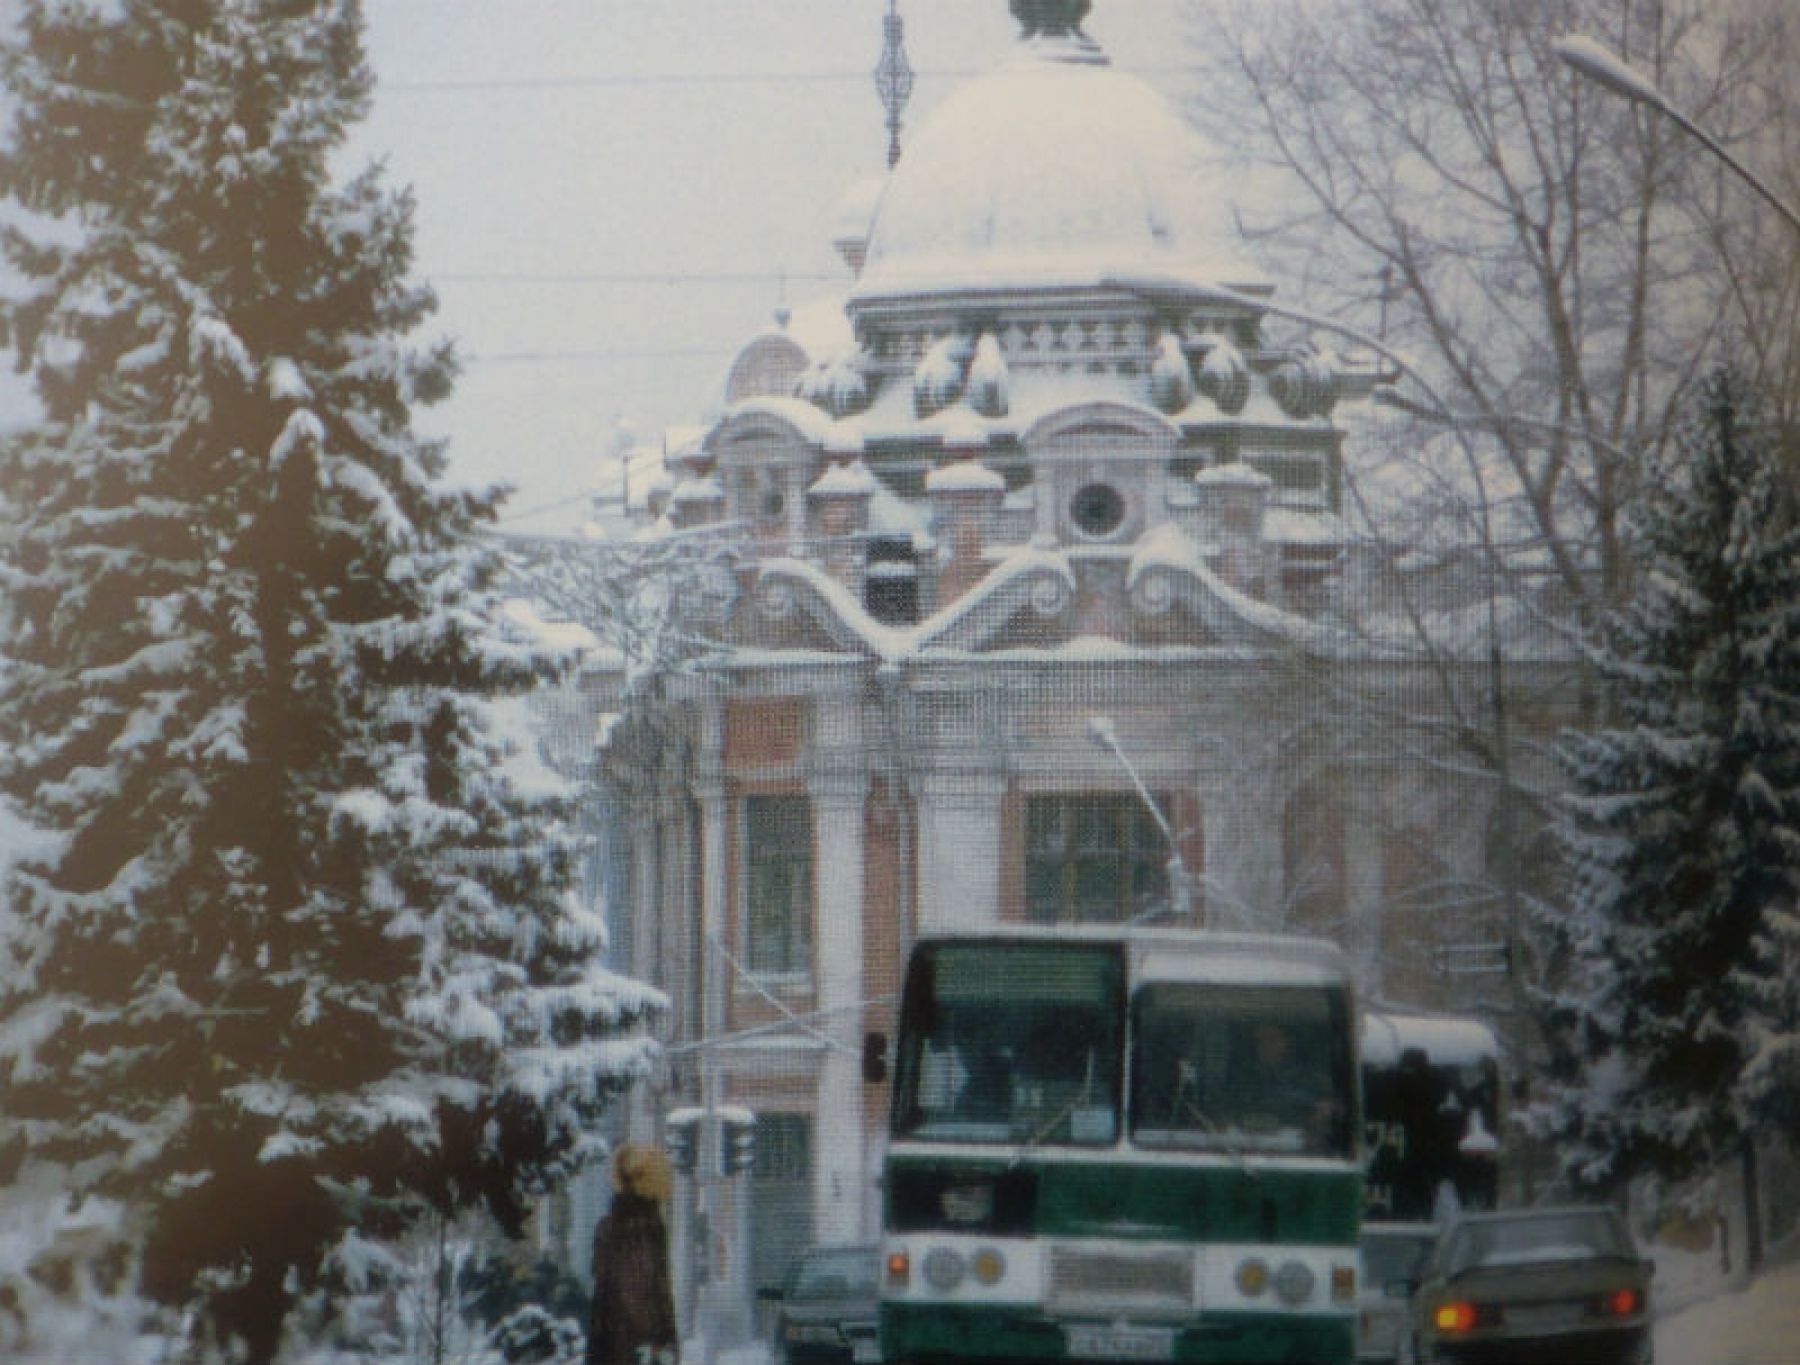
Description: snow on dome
852,22,1263,305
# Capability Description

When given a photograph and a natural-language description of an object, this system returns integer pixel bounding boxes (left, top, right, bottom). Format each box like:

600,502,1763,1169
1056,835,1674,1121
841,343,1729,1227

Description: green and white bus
876,927,1362,1365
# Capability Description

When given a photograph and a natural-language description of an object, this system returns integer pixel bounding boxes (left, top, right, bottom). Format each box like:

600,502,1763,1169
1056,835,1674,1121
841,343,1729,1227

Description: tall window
1026,793,1170,924
743,794,812,974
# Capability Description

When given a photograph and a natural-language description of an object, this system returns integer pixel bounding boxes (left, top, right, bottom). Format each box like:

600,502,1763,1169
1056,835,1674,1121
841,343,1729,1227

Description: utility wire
383,68,981,93
382,65,1201,95
468,350,732,363
436,270,843,285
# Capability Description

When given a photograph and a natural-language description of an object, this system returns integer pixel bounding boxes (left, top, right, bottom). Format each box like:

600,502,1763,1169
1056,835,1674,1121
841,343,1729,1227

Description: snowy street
1654,1250,1800,1365
696,1249,1800,1365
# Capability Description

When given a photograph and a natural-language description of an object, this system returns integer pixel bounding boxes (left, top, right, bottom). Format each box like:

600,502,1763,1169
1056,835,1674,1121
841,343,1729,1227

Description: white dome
852,36,1262,304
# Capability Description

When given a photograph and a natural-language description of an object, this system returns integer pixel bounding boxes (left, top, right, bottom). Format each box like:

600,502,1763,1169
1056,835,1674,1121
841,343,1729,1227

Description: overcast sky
355,0,1196,532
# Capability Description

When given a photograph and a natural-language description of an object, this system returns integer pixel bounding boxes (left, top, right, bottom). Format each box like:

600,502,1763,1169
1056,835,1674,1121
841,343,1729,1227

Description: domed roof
851,11,1263,306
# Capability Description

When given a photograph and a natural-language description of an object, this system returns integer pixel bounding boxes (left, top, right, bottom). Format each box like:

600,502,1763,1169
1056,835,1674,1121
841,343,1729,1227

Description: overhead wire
381,65,1201,95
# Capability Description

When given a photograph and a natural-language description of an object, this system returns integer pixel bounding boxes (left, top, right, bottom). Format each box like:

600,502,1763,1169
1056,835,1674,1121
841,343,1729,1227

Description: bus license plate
1064,1324,1176,1361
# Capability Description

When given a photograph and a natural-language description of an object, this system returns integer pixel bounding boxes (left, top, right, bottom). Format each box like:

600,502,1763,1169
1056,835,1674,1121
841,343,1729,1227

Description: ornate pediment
1022,400,1179,460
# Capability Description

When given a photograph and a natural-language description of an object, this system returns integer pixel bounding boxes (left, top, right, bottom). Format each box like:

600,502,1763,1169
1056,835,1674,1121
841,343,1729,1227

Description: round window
1069,482,1126,538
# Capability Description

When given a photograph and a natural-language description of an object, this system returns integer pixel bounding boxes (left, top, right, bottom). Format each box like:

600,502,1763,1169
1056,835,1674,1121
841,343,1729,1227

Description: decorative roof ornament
874,0,915,170
1149,333,1195,414
965,333,1011,418
914,334,974,418
1010,0,1092,39
1196,335,1251,415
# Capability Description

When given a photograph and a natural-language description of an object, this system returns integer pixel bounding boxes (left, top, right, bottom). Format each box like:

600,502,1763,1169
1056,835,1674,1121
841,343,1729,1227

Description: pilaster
811,772,870,1244
915,770,1008,932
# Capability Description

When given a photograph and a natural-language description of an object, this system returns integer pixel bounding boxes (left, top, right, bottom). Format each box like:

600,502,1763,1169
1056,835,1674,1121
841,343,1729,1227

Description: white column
695,781,728,1043
915,772,1007,933
691,779,736,1345
626,806,661,1137
1197,775,1283,932
812,775,868,1244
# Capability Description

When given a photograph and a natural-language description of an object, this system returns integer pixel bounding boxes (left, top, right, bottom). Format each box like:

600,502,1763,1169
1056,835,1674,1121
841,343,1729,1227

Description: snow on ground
1655,1246,1800,1365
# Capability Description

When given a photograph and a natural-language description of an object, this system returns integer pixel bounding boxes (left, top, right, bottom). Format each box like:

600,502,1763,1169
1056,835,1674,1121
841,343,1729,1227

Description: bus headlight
972,1248,1006,1286
1235,1259,1270,1297
923,1247,966,1292
1274,1260,1316,1305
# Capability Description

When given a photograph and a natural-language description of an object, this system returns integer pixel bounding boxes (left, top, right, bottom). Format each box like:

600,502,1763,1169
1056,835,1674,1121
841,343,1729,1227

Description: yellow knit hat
612,1142,674,1202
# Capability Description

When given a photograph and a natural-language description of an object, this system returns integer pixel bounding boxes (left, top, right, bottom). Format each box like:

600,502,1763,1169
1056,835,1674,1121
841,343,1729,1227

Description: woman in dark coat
586,1143,678,1365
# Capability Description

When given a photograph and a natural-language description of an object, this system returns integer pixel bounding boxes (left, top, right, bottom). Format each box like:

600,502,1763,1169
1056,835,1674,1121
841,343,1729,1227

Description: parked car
1408,1206,1654,1365
1358,1222,1439,1363
759,1244,881,1365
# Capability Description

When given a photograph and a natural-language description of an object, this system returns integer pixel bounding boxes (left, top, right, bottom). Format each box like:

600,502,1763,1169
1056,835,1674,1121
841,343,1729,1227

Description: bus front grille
1047,1247,1195,1316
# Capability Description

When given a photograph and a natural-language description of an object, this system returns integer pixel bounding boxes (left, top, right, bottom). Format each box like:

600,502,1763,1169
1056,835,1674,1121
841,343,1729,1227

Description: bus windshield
891,942,1123,1146
1130,983,1356,1157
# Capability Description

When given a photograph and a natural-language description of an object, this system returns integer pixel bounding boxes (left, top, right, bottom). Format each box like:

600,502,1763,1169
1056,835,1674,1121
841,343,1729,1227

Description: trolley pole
1089,715,1196,924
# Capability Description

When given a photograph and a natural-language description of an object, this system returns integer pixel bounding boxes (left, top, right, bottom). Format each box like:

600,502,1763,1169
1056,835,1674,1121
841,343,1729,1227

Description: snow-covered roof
852,33,1265,307
1194,461,1274,491
810,458,879,498
925,457,1006,494
1362,1011,1500,1068
1263,506,1351,547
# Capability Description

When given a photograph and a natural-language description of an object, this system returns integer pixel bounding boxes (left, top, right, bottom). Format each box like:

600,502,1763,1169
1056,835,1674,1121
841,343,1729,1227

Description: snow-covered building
548,0,1576,1337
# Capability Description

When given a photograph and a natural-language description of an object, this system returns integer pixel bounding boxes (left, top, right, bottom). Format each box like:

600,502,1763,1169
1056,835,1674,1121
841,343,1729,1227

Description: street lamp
1553,35,1800,237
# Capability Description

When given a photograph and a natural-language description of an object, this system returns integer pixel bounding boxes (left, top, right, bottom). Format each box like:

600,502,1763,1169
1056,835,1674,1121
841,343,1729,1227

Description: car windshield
1129,982,1356,1156
891,943,1122,1145
1361,1231,1436,1286
790,1249,877,1299
1443,1211,1633,1276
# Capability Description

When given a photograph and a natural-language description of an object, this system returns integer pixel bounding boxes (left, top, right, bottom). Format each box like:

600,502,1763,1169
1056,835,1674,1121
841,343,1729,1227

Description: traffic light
721,1112,756,1176
862,1030,888,1084
666,1110,700,1175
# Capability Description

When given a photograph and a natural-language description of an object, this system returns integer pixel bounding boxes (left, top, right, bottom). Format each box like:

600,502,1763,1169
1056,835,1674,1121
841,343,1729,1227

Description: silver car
1359,1222,1439,1363
761,1244,882,1365
1409,1207,1654,1365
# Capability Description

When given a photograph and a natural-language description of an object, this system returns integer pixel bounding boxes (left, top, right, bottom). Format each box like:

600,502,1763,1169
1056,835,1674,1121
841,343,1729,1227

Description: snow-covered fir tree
1534,367,1800,1196
0,3,662,1360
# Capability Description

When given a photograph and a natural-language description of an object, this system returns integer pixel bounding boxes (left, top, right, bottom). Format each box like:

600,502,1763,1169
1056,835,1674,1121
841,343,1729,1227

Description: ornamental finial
1010,0,1092,38
873,0,915,170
